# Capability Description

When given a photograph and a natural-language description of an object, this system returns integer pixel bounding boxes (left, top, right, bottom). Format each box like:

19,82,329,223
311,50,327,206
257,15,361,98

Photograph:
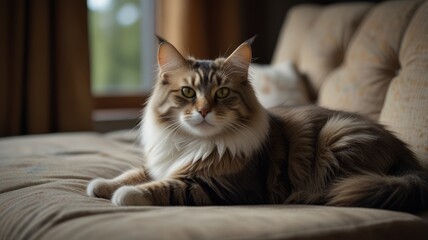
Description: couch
1,1,427,239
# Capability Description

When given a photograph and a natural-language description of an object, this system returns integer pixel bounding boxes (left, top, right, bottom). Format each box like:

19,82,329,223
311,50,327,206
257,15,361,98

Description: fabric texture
1,132,427,240
379,1,428,166
0,0,92,136
272,4,322,65
298,2,373,96
318,0,422,120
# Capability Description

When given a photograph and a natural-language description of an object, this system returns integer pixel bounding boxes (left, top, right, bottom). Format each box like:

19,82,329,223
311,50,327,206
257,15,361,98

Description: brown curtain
156,0,377,64
156,0,243,59
0,0,93,136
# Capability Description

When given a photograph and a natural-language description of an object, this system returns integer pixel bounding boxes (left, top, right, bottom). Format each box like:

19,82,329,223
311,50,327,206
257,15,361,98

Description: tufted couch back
272,0,428,166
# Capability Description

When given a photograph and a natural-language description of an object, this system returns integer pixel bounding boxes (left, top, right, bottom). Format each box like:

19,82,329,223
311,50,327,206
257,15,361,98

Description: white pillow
250,61,310,108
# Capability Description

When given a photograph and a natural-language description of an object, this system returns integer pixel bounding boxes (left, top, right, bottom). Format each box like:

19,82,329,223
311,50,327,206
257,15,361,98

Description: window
88,0,156,96
87,0,155,131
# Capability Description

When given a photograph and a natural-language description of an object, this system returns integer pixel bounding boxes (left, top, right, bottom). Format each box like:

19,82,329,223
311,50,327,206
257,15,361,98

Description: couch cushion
298,3,373,96
318,0,423,120
272,4,321,65
1,133,427,240
272,3,373,97
379,1,428,167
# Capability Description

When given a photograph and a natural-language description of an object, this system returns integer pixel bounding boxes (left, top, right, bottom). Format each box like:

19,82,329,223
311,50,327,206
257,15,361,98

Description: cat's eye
216,87,230,98
181,87,196,98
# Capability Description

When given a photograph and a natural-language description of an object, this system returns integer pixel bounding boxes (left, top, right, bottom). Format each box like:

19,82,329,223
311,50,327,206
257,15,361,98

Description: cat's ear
157,37,187,73
224,36,256,74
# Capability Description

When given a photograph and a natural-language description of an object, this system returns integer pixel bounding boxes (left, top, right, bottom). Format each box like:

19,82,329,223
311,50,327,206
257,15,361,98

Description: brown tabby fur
87,38,428,213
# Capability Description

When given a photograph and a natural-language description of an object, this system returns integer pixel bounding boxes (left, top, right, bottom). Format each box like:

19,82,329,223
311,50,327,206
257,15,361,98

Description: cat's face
150,39,261,138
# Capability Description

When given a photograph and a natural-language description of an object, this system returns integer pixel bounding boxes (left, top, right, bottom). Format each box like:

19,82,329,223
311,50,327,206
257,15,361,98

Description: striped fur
87,39,428,213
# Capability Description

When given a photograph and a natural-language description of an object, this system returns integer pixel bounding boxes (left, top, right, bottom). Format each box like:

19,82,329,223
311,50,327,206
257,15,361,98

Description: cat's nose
198,108,211,118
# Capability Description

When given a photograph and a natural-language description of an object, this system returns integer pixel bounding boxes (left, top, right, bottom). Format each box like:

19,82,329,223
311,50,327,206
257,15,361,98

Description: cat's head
147,37,264,138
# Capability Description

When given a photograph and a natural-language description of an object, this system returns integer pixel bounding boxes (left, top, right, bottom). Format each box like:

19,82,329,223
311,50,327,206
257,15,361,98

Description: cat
87,37,428,213
250,61,311,108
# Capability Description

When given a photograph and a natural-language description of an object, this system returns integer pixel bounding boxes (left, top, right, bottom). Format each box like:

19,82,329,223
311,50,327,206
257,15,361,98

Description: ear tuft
246,35,257,46
157,39,187,73
156,35,167,44
225,38,254,74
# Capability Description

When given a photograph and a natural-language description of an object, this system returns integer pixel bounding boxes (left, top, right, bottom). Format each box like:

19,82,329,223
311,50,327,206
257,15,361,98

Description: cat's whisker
156,122,183,147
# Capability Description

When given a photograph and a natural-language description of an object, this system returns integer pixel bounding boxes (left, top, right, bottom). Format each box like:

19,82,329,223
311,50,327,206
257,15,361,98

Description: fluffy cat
87,37,428,212
250,61,311,108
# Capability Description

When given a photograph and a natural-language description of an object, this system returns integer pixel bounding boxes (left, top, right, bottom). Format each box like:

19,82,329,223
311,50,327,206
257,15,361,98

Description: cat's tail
326,171,428,213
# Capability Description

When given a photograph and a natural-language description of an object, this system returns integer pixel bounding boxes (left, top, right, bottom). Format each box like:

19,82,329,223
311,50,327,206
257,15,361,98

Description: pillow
250,61,310,108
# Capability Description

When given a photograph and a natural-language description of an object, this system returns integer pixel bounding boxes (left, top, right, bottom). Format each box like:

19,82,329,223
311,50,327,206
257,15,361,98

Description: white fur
179,111,223,137
250,61,310,108
112,186,153,206
139,101,269,180
86,178,110,197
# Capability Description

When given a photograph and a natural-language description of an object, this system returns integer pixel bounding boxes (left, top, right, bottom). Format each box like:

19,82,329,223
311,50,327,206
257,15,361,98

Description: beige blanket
1,132,427,240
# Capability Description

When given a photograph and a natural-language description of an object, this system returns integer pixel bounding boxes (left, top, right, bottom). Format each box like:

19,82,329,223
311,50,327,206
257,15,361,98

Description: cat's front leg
87,168,149,199
111,177,212,206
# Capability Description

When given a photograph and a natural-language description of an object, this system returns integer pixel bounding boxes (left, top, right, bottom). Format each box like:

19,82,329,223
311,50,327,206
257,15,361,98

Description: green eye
216,87,230,98
181,87,195,98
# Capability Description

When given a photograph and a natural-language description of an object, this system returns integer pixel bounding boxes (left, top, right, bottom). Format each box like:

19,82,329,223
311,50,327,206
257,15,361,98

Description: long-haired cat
87,37,428,213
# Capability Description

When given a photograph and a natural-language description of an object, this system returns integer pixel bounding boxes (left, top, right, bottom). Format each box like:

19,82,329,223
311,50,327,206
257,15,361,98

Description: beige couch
1,1,427,239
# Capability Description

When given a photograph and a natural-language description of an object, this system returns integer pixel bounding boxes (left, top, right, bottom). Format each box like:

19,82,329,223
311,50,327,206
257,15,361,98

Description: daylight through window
87,0,155,96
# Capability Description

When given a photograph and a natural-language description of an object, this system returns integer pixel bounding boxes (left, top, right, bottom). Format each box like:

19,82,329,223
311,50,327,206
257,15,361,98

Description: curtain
156,0,243,60
0,0,93,136
156,0,380,64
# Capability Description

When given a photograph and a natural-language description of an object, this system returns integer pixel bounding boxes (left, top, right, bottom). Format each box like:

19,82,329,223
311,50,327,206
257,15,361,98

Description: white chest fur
139,107,269,180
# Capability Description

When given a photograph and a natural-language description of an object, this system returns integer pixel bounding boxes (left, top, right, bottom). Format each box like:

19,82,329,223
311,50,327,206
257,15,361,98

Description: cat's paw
111,186,153,206
87,178,116,199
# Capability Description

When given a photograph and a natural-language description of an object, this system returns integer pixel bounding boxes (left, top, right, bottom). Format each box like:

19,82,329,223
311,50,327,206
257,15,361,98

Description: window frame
93,95,148,109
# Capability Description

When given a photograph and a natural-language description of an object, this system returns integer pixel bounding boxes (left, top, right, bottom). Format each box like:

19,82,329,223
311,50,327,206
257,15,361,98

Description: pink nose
198,108,211,118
